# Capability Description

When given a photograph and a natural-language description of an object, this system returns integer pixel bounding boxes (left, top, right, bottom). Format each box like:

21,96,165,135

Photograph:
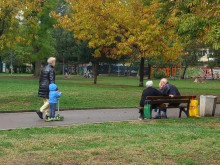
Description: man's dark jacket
140,87,162,107
160,83,181,96
38,64,55,98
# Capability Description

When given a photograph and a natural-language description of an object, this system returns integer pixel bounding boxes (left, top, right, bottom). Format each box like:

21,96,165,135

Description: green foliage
158,0,220,50
181,42,203,69
153,70,166,79
20,0,59,62
206,25,220,50
185,68,202,78
178,14,206,40
53,28,79,63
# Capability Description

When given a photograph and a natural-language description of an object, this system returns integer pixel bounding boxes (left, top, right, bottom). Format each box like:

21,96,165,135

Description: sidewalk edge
0,107,137,113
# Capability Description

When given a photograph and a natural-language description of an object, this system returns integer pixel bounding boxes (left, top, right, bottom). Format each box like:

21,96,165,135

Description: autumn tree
159,0,220,50
0,0,46,49
0,0,47,72
18,0,59,76
53,0,184,85
157,0,220,79
53,1,87,74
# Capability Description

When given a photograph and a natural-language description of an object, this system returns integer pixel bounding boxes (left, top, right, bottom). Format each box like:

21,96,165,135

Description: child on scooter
45,83,62,121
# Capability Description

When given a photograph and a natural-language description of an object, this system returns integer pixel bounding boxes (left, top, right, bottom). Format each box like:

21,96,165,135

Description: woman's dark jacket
38,64,55,98
139,87,162,107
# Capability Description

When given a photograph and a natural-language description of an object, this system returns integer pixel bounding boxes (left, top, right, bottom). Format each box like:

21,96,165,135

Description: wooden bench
139,96,196,118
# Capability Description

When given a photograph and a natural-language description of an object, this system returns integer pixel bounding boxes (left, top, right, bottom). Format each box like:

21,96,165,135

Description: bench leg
184,109,189,117
186,109,189,117
150,108,153,119
179,107,184,118
179,107,189,118
186,103,190,117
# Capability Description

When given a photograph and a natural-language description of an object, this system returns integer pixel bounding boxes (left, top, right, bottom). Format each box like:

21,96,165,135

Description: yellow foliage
52,0,184,61
0,0,46,50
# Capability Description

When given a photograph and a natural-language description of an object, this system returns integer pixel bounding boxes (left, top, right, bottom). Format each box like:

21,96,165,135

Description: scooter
54,100,64,121
45,100,64,122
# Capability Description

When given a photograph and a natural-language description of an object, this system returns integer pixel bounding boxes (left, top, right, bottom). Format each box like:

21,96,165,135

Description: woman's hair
146,80,153,87
47,57,56,64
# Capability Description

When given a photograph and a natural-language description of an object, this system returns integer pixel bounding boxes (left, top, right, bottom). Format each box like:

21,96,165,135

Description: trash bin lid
201,95,218,98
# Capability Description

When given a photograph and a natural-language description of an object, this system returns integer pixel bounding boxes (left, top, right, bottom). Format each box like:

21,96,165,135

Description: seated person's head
146,81,153,88
159,78,168,89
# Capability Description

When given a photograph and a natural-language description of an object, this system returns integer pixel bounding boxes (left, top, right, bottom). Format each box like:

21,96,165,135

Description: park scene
0,0,220,164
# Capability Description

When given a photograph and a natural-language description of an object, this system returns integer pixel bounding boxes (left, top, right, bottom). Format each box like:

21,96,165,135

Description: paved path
0,105,219,130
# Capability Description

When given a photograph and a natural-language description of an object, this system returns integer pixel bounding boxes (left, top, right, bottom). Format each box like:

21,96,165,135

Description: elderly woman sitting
138,80,162,120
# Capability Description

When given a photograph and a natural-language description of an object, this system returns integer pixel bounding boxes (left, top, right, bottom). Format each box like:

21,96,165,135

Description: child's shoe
52,117,57,121
45,117,53,122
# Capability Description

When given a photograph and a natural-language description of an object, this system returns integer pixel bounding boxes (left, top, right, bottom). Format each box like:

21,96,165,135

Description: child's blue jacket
49,83,62,104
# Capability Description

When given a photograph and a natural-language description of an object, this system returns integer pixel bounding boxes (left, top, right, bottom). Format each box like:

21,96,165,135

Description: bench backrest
145,96,196,105
146,96,196,100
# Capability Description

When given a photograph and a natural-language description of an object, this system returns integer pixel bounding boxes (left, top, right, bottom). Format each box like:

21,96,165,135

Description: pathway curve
0,105,219,130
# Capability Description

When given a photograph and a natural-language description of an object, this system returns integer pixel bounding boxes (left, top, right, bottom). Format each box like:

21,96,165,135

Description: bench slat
146,99,190,104
146,96,196,100
155,105,188,109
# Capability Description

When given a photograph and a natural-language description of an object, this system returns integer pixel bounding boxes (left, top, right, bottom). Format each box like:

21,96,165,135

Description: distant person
64,67,69,79
83,65,88,77
139,81,162,120
154,78,181,119
36,57,56,120
45,83,62,121
87,69,94,78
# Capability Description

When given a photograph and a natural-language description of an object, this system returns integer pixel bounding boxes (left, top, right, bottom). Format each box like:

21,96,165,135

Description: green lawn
0,118,219,164
0,73,220,111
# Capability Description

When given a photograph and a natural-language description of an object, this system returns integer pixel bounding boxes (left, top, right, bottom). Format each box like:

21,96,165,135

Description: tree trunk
93,62,98,84
74,64,77,74
108,64,111,76
181,66,188,79
77,64,79,75
0,56,2,72
123,63,126,76
211,67,214,80
63,57,65,75
139,57,144,87
148,63,151,79
34,60,41,77
170,67,173,77
129,63,132,76
81,64,84,75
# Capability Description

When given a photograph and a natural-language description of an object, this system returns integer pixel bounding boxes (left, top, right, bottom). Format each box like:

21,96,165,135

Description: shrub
153,70,166,79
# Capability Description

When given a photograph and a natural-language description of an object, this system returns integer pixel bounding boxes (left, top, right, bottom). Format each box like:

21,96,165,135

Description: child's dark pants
49,103,56,118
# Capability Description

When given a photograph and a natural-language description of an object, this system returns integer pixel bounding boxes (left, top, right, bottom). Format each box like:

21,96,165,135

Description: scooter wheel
59,116,64,121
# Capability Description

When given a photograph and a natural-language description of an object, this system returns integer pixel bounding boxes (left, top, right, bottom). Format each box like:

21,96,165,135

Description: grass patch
0,117,219,164
0,74,219,111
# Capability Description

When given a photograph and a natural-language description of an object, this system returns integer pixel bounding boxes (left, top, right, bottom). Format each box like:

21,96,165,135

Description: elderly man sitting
138,80,162,120
153,78,181,119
